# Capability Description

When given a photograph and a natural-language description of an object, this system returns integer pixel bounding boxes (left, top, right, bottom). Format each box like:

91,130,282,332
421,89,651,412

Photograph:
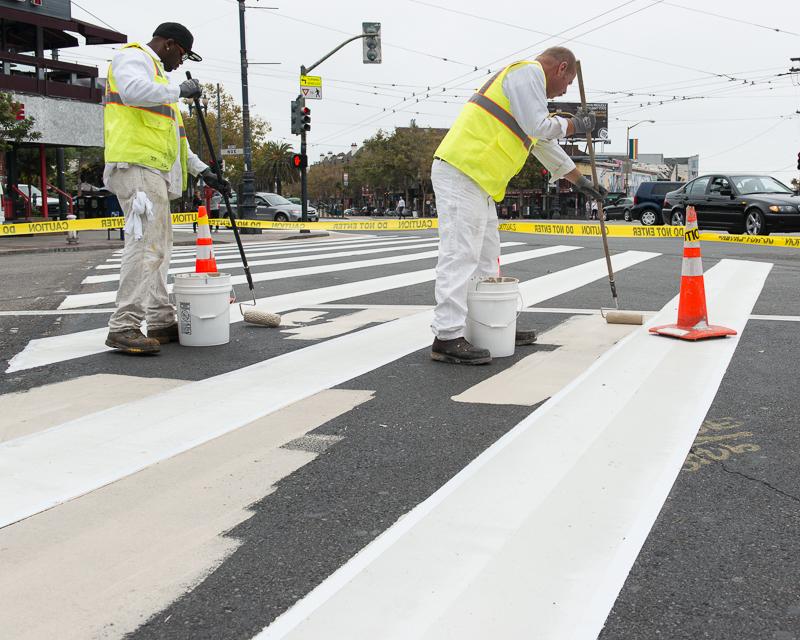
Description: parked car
16,184,60,209
286,197,302,205
630,181,683,226
602,196,634,221
227,192,318,222
662,174,800,235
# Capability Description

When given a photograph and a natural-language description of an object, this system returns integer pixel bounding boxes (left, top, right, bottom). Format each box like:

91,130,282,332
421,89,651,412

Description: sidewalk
0,227,336,256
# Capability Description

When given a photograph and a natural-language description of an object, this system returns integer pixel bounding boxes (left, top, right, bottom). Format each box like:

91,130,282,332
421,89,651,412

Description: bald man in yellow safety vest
430,46,607,365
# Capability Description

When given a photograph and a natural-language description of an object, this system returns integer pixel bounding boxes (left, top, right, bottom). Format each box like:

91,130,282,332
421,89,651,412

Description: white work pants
107,166,175,332
431,159,500,340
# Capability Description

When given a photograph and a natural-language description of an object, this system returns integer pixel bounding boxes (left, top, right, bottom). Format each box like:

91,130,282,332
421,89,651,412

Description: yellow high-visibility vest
435,61,541,202
104,42,189,191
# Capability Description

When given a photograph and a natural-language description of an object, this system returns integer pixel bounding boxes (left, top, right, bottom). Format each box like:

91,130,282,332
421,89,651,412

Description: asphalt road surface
0,227,798,640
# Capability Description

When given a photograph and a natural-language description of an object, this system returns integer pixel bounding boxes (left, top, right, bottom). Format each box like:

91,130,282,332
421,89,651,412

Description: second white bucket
173,272,232,347
465,276,520,357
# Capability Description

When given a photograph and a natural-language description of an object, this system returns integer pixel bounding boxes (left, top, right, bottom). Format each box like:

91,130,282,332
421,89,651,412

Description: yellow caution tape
2,213,798,248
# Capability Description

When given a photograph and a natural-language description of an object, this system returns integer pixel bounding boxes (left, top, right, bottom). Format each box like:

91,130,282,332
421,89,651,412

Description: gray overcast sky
68,0,800,183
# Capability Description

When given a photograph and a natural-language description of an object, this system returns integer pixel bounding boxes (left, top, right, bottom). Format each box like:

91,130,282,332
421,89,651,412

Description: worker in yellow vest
430,46,607,365
103,23,229,355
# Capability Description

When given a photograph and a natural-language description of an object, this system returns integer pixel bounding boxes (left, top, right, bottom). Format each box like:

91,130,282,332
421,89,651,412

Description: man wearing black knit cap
103,23,230,355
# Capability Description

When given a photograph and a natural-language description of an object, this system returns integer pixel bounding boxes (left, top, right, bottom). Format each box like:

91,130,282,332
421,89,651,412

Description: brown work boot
105,329,160,354
147,323,179,344
515,329,538,346
431,337,491,365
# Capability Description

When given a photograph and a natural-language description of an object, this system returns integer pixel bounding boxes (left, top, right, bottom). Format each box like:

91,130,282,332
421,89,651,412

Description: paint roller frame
186,72,280,328
575,61,643,326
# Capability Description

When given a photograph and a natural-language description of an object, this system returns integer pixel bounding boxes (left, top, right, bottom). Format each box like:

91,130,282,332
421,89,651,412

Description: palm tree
260,141,296,194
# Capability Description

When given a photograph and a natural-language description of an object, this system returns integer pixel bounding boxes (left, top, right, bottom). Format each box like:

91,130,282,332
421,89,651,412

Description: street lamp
625,120,655,196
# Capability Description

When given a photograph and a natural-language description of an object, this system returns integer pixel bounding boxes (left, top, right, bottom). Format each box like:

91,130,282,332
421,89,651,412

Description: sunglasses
174,43,190,63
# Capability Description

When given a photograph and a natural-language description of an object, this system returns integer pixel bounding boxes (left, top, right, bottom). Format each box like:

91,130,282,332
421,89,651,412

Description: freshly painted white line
83,240,441,284
0,309,114,317
749,314,800,322
9,245,573,373
60,242,521,310
251,259,769,640
452,314,639,406
0,249,654,528
281,308,423,341
97,237,426,269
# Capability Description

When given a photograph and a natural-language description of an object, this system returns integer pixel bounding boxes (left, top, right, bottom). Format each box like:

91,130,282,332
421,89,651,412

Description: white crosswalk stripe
0,249,658,528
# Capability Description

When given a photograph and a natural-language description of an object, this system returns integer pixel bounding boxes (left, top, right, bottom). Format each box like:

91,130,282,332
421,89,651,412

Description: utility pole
216,83,223,164
238,0,255,227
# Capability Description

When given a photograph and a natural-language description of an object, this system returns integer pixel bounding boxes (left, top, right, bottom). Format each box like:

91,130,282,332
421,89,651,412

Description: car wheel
744,209,768,236
671,210,685,226
623,209,631,222
274,212,289,222
640,209,658,226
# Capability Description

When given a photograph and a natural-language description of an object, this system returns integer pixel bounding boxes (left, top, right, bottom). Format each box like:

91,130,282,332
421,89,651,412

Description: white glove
124,191,154,241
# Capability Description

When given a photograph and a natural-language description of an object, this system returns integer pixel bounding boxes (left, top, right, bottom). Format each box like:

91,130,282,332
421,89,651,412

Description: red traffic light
292,153,307,169
540,168,549,177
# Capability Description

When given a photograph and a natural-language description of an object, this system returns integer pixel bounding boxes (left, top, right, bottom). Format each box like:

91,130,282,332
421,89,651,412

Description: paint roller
575,61,644,326
186,72,280,328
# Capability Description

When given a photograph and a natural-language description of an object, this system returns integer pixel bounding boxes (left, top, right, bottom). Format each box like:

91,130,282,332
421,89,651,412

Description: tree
255,141,297,194
179,83,271,191
0,92,40,150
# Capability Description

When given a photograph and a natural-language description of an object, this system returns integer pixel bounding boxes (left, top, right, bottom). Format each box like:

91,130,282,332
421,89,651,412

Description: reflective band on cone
195,206,218,273
649,206,736,341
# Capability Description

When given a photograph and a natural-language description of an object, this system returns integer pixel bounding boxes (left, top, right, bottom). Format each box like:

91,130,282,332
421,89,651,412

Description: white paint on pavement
252,259,770,640
83,240,441,284
7,245,576,373
282,307,423,341
0,249,655,529
0,390,373,640
97,237,424,269
59,243,523,309
452,314,638,406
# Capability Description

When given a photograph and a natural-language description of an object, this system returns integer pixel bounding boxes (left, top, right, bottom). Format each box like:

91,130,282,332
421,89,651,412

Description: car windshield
262,194,292,206
731,176,793,195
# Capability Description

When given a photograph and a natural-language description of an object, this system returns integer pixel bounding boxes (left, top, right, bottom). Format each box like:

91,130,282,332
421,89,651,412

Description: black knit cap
153,22,202,62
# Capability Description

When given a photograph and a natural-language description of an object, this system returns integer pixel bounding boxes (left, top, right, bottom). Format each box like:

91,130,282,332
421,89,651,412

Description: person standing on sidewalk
103,22,229,354
430,46,607,365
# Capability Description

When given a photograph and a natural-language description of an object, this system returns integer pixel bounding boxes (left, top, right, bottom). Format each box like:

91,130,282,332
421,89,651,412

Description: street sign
300,74,322,100
548,101,609,141
221,147,244,157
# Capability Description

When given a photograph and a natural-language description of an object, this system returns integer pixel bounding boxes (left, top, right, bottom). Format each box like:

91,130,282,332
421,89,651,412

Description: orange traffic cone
650,206,736,341
195,206,218,273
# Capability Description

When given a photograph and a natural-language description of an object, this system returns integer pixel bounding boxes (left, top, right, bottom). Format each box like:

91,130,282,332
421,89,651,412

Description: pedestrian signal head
292,153,307,169
362,22,382,64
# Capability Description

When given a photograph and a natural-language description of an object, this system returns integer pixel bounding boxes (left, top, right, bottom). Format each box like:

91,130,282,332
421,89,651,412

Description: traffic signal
797,152,800,170
292,153,307,170
362,22,382,64
291,97,310,135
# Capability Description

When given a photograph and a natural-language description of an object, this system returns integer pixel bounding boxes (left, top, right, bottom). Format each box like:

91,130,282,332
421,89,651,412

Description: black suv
630,181,683,226
662,174,800,235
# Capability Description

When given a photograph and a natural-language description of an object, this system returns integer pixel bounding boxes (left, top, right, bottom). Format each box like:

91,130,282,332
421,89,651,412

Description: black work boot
105,329,160,354
147,323,179,344
431,337,492,365
515,329,538,346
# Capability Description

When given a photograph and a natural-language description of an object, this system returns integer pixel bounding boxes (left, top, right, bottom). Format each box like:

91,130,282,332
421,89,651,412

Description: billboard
548,101,609,141
0,0,72,20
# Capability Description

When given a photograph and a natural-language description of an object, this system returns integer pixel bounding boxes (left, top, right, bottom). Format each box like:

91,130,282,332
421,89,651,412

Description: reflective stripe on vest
434,60,541,201
104,42,189,190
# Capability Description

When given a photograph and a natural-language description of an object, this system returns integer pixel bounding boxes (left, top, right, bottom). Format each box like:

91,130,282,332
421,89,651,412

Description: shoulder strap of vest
468,61,536,149
121,42,166,79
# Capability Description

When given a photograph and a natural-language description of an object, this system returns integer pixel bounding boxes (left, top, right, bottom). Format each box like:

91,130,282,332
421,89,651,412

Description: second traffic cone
649,206,736,341
195,206,218,273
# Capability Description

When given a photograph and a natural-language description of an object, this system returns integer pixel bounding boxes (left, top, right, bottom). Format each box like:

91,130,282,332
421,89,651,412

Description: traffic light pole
297,29,379,224
238,0,256,229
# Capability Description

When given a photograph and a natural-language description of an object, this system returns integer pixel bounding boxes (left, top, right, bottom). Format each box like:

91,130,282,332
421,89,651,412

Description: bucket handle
469,292,525,329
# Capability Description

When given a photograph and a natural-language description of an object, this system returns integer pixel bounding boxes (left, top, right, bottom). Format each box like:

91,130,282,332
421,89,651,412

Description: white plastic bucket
173,272,232,347
465,276,520,358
